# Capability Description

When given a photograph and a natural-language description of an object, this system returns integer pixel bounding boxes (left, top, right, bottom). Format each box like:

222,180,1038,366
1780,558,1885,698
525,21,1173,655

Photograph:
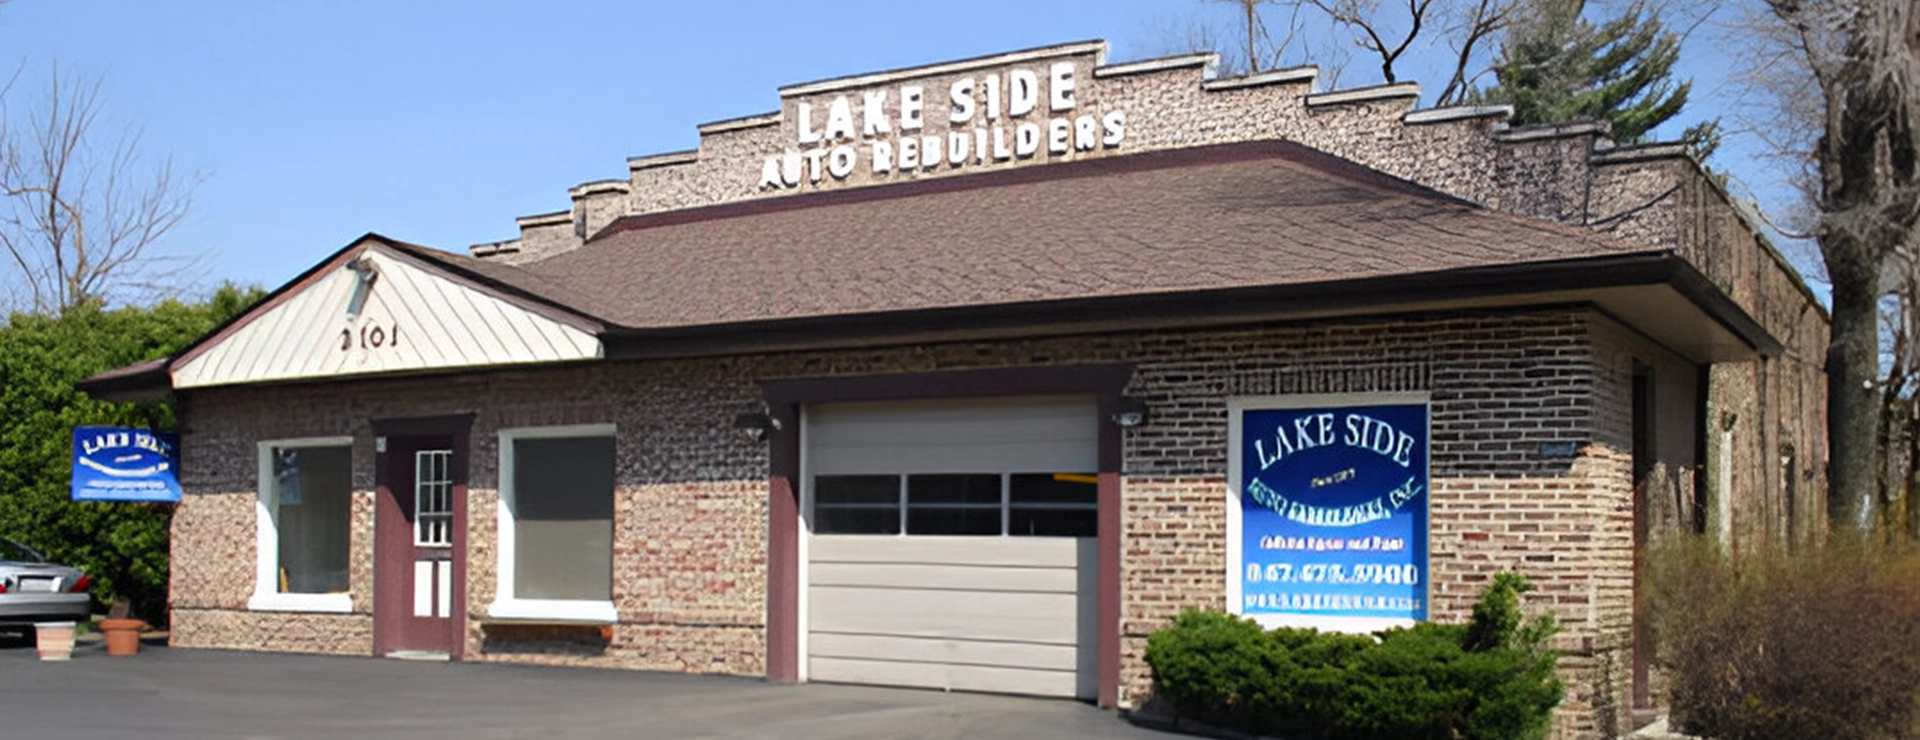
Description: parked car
0,538,90,626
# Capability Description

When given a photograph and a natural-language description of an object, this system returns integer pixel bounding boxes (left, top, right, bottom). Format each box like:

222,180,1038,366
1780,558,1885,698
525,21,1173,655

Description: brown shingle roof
379,239,624,326
73,139,1730,397
514,139,1659,330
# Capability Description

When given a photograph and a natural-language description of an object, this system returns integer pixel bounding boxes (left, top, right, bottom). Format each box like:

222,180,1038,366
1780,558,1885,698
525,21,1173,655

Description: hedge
1143,572,1563,740
0,286,261,623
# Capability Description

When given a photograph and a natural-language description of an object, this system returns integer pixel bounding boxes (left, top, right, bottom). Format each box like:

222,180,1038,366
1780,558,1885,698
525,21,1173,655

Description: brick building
82,42,1825,739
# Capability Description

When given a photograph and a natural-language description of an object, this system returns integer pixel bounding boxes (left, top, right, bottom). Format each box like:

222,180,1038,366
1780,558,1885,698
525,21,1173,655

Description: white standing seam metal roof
170,246,602,389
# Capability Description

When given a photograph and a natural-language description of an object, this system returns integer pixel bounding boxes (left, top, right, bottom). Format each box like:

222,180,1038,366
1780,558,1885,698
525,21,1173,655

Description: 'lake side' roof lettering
759,62,1127,190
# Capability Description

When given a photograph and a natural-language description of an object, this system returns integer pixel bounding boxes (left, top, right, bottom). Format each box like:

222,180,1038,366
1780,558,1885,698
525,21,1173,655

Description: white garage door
804,396,1099,699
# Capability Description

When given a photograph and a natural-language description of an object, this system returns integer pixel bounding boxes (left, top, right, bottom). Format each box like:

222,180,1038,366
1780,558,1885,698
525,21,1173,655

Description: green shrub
1644,536,1920,740
1144,572,1563,740
0,285,261,624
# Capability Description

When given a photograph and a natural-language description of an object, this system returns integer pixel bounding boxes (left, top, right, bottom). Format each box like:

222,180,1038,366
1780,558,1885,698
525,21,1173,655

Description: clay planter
34,621,75,661
99,618,145,656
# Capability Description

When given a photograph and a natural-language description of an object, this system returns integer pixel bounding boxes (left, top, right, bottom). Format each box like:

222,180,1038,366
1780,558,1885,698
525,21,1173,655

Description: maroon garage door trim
761,363,1134,708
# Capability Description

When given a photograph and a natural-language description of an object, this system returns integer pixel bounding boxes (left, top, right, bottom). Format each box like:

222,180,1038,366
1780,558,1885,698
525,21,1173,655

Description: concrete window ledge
484,599,616,625
247,592,353,614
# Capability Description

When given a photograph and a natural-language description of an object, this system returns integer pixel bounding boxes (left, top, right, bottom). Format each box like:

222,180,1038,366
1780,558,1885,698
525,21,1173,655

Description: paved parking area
0,638,1172,739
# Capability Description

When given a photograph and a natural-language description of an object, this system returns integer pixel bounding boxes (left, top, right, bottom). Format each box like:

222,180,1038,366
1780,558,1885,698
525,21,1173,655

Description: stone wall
1676,167,1830,550
473,43,1697,301
173,305,1687,739
478,46,1573,258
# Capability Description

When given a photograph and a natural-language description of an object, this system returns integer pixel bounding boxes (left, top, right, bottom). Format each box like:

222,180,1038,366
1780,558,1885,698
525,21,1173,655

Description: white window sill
248,592,353,613
486,598,617,624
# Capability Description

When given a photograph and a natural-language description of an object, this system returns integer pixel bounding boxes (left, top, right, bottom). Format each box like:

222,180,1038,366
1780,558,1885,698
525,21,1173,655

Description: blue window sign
1228,394,1430,631
71,426,183,503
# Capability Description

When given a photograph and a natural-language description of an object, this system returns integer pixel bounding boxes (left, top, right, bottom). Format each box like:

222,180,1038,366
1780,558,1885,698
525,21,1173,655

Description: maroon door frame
761,364,1134,708
372,413,474,659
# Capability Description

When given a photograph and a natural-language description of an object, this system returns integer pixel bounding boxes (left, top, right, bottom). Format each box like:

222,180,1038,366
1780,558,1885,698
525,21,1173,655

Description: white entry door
803,396,1099,699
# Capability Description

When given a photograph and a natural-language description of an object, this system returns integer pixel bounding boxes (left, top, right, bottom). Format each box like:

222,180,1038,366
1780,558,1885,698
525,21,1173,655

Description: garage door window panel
814,475,901,535
249,438,354,613
1009,473,1098,537
907,474,1003,535
491,425,617,623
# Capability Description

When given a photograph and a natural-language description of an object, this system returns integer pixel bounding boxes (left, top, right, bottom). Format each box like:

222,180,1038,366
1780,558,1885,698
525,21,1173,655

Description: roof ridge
376,240,624,328
589,138,1474,242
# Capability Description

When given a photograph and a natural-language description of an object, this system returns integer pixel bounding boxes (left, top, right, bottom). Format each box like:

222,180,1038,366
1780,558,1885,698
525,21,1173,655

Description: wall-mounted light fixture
1110,396,1149,428
345,255,380,317
733,402,782,442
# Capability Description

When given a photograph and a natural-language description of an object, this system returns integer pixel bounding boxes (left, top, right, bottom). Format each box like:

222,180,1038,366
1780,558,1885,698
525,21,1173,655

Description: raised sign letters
759,61,1128,190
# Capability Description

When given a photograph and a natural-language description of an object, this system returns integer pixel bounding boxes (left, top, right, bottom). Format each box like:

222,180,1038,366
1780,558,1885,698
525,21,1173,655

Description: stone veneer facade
167,41,1828,740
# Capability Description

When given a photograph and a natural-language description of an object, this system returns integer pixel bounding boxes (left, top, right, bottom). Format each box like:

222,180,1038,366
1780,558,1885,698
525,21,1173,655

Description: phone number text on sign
1243,562,1421,586
1230,395,1432,628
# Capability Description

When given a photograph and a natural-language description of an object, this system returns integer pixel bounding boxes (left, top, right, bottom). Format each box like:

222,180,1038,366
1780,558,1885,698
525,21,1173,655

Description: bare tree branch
1264,1,1310,71
0,64,201,315
1304,0,1437,84
1436,0,1516,104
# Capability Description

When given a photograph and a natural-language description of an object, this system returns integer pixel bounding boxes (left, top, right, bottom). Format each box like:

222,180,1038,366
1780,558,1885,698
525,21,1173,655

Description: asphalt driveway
0,638,1173,740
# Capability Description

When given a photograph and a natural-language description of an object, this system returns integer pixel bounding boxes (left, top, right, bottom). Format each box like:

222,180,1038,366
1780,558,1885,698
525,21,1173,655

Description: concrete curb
1122,710,1292,740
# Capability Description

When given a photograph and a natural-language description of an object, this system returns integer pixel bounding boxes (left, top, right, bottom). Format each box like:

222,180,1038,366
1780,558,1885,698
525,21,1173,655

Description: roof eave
75,251,1779,401
598,252,1779,363
1665,257,1783,357
76,361,175,403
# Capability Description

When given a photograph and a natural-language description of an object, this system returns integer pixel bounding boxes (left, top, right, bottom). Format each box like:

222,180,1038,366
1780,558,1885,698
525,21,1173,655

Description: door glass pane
415,450,454,547
907,474,1001,535
270,445,351,593
1009,473,1097,537
813,475,901,535
512,437,614,601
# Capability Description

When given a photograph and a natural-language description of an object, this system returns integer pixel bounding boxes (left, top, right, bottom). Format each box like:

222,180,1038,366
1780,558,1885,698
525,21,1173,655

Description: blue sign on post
71,426,182,503
1228,395,1430,630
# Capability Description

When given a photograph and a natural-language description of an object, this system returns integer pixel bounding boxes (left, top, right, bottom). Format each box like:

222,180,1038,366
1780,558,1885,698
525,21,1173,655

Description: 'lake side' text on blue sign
1229,395,1430,630
71,426,182,503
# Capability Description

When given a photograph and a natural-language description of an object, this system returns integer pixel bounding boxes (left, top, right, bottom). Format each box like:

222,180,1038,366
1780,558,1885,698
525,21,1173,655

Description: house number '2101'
340,321,400,351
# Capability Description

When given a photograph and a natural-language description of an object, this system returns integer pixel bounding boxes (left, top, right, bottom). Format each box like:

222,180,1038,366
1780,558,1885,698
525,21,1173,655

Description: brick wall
1110,311,1686,739
171,361,771,672
174,305,1665,739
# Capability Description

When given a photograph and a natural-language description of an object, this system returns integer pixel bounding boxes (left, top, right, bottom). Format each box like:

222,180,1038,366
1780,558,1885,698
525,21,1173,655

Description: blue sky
2,0,1777,299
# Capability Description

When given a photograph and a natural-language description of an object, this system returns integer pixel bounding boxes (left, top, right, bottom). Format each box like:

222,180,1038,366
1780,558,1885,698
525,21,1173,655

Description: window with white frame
249,437,354,612
490,425,616,622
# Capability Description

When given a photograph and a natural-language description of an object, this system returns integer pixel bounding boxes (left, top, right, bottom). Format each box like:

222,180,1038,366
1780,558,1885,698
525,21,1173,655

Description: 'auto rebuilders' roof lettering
759,60,1126,190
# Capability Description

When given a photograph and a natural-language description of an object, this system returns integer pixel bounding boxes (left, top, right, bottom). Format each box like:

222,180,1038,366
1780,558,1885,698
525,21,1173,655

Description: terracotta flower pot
99,618,145,656
34,621,75,661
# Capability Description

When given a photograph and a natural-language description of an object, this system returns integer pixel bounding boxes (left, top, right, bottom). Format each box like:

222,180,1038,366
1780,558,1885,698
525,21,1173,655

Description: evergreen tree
1478,0,1695,143
0,285,261,623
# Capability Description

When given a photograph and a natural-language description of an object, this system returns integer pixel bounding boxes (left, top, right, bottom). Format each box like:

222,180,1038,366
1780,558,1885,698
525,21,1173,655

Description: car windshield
0,539,45,563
